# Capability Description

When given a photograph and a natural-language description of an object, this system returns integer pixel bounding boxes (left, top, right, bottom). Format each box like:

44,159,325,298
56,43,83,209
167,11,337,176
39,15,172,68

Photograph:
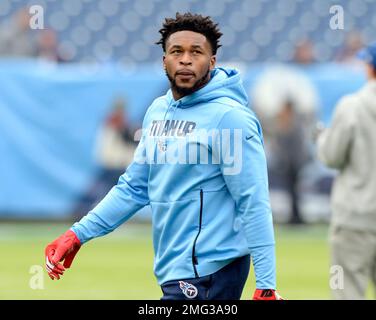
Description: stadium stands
2,0,375,63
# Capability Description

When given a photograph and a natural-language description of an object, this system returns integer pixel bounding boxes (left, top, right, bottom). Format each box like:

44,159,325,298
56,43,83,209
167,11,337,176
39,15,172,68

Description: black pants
161,255,250,300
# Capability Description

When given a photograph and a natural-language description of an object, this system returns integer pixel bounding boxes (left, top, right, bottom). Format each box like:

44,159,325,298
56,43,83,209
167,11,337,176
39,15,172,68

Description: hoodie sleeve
71,134,150,244
317,96,355,170
215,106,276,289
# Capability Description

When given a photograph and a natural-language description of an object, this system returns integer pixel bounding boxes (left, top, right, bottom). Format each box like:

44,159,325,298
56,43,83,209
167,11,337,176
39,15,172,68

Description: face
163,30,216,99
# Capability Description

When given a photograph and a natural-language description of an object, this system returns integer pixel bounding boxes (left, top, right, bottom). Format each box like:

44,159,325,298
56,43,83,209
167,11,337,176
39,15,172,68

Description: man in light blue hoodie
45,12,282,300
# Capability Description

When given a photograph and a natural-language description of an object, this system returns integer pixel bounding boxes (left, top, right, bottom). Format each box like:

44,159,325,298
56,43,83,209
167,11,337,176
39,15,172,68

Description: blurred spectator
37,29,66,63
335,31,365,66
317,42,376,300
0,8,38,57
73,97,138,218
252,65,320,224
293,39,315,65
96,97,137,169
265,99,313,224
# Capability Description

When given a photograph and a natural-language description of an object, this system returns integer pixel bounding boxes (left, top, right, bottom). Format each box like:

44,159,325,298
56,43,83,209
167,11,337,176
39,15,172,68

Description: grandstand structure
2,0,376,64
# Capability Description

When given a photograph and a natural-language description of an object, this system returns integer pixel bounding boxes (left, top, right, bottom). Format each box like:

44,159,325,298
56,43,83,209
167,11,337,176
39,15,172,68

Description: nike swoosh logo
245,135,255,140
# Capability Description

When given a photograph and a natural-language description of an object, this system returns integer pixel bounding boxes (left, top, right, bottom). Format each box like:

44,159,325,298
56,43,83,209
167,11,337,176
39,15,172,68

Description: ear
210,55,216,71
163,55,166,70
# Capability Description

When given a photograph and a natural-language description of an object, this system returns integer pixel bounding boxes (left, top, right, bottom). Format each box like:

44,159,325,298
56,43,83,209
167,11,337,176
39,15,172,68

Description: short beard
166,67,211,98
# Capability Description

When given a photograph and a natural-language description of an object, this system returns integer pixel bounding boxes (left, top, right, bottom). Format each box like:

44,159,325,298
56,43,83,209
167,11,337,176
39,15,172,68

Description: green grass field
0,222,373,300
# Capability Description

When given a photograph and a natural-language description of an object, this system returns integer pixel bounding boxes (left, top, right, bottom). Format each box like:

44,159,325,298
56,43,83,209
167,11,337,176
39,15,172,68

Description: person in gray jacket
317,42,376,300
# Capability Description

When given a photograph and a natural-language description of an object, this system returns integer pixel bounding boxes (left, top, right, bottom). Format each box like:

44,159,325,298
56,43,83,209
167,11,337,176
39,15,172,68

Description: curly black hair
156,12,222,55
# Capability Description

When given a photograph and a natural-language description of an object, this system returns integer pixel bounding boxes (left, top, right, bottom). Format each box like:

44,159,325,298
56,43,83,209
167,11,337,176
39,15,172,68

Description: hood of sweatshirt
165,67,249,108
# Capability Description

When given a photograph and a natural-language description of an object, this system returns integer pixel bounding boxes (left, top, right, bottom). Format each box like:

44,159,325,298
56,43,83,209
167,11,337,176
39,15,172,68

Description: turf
0,222,373,300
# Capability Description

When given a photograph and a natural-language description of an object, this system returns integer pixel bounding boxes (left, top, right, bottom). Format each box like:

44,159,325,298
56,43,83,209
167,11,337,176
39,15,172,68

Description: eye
192,50,202,54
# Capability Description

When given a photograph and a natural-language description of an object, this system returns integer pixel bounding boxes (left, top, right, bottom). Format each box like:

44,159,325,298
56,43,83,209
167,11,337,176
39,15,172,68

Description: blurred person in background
317,42,376,300
0,7,38,57
293,39,316,65
252,65,319,224
266,99,313,224
36,29,66,63
335,31,364,66
73,97,137,218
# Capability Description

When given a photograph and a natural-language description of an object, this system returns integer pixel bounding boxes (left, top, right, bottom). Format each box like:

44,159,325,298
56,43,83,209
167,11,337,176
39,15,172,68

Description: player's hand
253,289,284,300
45,230,81,280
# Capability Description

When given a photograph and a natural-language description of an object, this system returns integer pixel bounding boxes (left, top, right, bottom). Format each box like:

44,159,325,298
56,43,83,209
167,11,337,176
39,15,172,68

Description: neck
172,90,183,101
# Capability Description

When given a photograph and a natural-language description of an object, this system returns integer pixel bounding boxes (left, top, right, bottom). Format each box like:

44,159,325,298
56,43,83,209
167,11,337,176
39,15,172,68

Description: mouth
176,70,195,80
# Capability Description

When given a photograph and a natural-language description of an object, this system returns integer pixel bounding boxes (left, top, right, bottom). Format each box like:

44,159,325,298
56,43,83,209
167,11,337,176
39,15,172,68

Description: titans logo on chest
149,120,196,137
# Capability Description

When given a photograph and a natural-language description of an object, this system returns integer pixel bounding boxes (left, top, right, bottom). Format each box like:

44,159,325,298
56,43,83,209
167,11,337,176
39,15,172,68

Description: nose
179,52,192,66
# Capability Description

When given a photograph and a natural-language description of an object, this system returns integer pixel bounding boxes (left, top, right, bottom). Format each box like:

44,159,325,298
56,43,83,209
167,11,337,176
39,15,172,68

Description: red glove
45,230,81,280
253,289,284,300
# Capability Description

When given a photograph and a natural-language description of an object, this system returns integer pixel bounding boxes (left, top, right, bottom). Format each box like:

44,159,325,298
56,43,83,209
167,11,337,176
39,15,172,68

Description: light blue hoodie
71,67,276,288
